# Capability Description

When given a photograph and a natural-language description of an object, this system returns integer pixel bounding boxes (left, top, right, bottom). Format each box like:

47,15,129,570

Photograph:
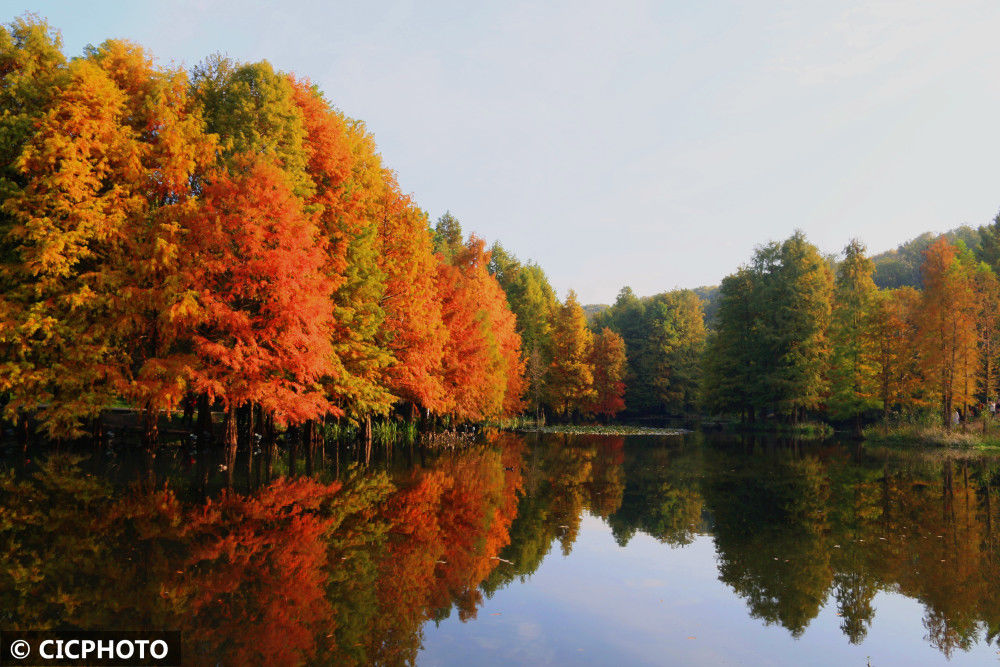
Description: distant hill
583,303,609,321
691,285,720,327
587,225,989,332
871,225,981,289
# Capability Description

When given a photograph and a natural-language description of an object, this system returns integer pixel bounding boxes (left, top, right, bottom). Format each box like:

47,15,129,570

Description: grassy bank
862,423,1000,450
709,420,834,439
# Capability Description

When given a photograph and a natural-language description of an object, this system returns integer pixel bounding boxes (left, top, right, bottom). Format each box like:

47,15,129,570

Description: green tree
593,286,645,355
596,287,705,415
703,269,758,420
192,56,312,196
828,240,878,433
762,232,833,422
976,211,1000,272
973,263,1000,414
642,290,706,414
500,261,558,355
704,232,832,423
432,211,464,263
487,243,559,420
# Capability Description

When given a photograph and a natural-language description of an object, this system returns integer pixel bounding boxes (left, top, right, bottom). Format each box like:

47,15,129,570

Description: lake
2,431,998,665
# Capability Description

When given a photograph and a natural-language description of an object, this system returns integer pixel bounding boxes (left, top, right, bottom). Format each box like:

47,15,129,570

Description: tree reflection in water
1,432,999,663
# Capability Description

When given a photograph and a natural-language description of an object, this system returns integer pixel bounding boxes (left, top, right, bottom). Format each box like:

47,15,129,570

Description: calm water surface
2,431,999,666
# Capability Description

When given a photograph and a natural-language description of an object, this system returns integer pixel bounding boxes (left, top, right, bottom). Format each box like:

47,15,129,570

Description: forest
5,15,1000,450
587,225,1000,437
0,16,634,452
700,228,1000,436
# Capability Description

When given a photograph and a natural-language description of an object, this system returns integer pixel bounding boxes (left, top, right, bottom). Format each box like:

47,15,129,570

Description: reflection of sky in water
420,514,996,666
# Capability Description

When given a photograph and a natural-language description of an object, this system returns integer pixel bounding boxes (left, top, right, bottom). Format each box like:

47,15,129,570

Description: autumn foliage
0,437,529,665
703,232,1000,431
436,238,525,422
588,328,627,417
177,156,335,424
0,16,530,440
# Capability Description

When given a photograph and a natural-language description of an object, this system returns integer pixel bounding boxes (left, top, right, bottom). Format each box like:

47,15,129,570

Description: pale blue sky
8,1,1000,303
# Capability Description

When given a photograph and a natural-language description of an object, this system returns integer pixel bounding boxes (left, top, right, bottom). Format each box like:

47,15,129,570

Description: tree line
0,16,642,448
0,17,545,449
701,230,1000,432
486,240,628,422
562,221,1000,434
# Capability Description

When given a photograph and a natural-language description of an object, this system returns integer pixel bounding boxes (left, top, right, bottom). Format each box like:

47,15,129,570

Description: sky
8,0,1000,303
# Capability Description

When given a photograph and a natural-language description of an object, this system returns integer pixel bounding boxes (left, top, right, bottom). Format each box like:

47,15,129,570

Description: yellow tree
86,40,216,445
952,245,981,427
866,287,921,429
917,239,979,429
0,56,141,438
288,78,396,429
546,291,595,419
587,327,627,419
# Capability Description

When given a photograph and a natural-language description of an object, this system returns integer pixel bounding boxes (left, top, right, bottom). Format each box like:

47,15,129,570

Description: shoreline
517,425,688,436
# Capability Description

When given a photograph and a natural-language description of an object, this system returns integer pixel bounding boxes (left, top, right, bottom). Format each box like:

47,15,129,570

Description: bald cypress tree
765,232,833,422
432,211,464,263
828,240,878,433
546,291,595,419
192,56,312,196
487,242,558,421
977,211,1000,272
704,232,832,424
641,290,706,414
703,268,758,420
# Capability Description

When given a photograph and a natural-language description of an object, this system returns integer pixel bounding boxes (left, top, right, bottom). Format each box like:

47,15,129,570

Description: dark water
2,432,999,666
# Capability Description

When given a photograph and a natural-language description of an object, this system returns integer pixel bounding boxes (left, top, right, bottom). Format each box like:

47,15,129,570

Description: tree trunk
288,425,299,477
318,416,326,468
196,393,213,449
304,420,315,477
882,395,889,436
942,368,952,430
263,412,275,482
16,412,29,451
90,413,105,446
223,405,238,487
246,403,257,490
142,403,159,450
363,416,372,466
182,393,195,428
